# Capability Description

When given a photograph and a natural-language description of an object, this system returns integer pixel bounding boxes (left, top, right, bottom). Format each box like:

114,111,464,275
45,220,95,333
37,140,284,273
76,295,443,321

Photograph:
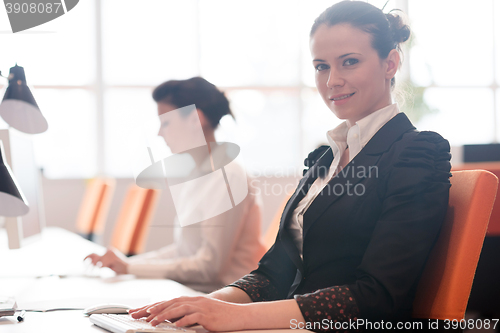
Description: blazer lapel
277,148,334,272
302,113,416,238
279,148,334,232
302,152,381,238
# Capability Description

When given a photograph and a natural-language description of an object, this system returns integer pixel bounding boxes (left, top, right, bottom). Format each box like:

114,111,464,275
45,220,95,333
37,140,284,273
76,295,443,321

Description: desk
1,228,304,333
0,310,296,333
0,228,205,332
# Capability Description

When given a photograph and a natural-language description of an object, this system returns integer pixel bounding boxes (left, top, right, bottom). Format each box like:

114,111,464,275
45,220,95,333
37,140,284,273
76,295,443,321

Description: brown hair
152,77,234,128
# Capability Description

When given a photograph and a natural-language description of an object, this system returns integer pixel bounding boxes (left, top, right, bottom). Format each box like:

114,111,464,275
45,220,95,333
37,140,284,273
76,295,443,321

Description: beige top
128,150,266,292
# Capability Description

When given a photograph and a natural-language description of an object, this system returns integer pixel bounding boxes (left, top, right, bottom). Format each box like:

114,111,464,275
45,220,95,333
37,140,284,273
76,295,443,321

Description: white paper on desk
20,298,150,312
13,275,204,312
14,276,151,312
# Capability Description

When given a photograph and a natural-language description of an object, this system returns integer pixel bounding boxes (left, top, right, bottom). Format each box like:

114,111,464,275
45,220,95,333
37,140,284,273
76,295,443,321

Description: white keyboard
89,314,196,333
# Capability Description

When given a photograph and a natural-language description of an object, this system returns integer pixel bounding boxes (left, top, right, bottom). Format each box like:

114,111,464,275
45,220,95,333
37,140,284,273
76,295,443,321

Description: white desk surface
1,228,278,333
1,228,304,333
0,227,106,278
1,227,205,309
0,310,297,333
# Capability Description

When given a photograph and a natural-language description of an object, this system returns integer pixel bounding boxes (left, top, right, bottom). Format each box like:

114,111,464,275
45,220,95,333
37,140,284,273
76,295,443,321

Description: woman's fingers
130,297,245,331
84,253,101,265
85,250,115,266
147,296,199,316
127,307,143,315
145,313,156,322
144,300,176,317
129,302,164,318
99,251,117,268
129,308,150,319
150,304,200,326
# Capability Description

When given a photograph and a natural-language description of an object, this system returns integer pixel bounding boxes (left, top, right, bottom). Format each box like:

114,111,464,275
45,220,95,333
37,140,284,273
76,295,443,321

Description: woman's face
157,102,197,154
310,24,397,126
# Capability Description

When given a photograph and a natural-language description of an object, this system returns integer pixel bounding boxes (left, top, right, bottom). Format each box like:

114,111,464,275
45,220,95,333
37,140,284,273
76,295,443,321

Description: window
0,0,95,178
408,0,499,145
2,0,498,178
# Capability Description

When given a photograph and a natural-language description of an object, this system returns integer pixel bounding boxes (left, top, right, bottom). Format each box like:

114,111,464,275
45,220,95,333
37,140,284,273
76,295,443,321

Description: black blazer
253,113,452,321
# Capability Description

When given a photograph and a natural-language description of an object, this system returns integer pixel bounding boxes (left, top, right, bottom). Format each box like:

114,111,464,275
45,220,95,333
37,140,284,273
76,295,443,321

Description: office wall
41,176,300,253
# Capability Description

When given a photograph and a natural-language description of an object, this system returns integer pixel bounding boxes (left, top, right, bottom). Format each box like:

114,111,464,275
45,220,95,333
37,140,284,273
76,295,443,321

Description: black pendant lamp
0,140,29,217
0,65,48,134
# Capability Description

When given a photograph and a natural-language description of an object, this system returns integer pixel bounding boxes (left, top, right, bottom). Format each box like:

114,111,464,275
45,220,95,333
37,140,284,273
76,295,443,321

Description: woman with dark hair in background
129,1,451,331
86,77,266,293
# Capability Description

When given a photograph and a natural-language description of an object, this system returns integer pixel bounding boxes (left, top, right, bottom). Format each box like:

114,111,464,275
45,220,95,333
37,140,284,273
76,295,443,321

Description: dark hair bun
153,77,234,129
386,12,410,46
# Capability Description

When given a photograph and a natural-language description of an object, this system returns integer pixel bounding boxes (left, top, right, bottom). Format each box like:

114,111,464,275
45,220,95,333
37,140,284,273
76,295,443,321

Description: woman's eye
343,58,359,66
315,63,329,71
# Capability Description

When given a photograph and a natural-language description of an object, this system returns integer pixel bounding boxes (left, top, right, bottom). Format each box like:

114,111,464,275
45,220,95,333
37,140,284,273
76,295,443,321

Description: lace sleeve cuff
227,273,280,302
294,286,360,332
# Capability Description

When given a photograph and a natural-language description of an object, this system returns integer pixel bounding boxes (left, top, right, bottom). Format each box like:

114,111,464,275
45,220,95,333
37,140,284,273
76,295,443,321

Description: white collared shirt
288,103,400,257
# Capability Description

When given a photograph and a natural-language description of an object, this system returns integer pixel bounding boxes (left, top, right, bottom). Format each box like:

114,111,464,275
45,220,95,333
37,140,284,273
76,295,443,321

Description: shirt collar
326,103,400,161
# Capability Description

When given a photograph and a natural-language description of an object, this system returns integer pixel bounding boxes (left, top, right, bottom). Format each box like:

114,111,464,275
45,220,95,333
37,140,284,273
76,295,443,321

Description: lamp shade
0,65,48,134
0,141,29,216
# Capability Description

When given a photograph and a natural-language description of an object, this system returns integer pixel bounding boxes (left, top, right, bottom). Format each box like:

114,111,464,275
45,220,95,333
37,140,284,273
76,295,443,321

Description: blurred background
1,0,499,250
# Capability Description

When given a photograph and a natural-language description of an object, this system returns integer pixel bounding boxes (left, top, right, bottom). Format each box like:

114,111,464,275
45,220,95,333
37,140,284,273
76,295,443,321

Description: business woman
85,77,266,292
129,1,451,331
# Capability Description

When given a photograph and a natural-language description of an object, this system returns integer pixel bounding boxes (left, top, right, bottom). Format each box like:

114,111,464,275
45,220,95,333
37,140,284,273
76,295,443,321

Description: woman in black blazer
130,1,451,331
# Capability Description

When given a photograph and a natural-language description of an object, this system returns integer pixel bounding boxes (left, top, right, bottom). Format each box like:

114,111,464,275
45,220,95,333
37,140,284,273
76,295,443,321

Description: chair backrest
412,170,498,320
110,184,160,256
76,178,115,241
453,162,500,235
263,192,293,251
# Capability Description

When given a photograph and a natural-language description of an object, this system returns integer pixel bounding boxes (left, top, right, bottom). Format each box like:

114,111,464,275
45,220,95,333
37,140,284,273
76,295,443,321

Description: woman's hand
129,296,305,331
129,296,250,332
84,248,129,275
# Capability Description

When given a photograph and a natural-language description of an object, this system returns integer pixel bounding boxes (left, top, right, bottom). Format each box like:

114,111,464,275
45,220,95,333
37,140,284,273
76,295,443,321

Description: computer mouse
83,303,131,316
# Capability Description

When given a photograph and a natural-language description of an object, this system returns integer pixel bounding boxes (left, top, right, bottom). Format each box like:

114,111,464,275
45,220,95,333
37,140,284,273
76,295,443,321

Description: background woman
129,1,451,330
86,77,266,293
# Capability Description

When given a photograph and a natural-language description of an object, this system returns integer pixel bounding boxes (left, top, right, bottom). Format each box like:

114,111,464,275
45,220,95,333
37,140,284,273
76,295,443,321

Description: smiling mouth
331,93,355,101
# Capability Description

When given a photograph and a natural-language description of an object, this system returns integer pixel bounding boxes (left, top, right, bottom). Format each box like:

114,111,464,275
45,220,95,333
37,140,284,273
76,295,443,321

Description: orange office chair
110,184,160,256
76,178,116,242
263,192,293,251
412,170,498,321
452,163,500,318
453,162,500,235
